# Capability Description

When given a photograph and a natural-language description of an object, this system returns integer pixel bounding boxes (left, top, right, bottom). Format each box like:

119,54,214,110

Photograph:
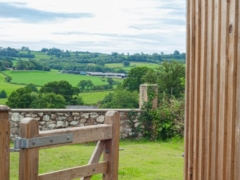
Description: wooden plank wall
185,0,240,180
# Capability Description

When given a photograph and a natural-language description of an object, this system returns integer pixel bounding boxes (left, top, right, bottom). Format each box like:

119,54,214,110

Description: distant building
61,70,87,75
87,72,127,78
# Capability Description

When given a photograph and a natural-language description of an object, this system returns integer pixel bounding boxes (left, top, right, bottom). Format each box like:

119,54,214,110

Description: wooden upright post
185,0,240,180
19,118,39,180
103,111,120,180
0,105,10,180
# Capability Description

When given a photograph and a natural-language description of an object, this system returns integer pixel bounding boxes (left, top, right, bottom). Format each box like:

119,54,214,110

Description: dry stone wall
9,109,141,140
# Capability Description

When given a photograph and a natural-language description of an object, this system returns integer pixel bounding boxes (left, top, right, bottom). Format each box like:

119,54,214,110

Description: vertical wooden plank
217,0,229,179
0,105,10,180
211,0,221,179
226,0,238,179
193,0,201,179
19,118,39,180
103,111,120,180
235,0,240,179
186,0,196,179
184,0,191,179
204,0,214,179
198,0,208,179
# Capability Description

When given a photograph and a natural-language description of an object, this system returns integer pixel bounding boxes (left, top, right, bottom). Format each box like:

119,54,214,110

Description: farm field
79,91,112,105
3,70,123,87
105,62,160,71
10,140,184,180
0,73,24,105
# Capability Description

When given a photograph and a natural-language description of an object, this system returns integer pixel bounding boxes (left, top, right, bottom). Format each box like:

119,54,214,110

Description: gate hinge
10,133,73,152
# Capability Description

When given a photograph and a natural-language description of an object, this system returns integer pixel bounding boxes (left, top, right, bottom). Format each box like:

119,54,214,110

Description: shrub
0,90,7,98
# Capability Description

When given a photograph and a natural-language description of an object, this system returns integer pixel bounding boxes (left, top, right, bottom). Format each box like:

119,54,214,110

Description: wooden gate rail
17,110,120,180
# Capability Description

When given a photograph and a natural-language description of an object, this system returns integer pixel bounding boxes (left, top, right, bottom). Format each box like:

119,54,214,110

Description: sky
0,0,186,54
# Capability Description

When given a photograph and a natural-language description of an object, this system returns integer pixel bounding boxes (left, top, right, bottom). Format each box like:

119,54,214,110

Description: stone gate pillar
139,84,158,109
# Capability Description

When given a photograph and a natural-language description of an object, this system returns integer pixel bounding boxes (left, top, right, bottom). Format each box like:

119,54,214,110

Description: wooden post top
0,105,10,112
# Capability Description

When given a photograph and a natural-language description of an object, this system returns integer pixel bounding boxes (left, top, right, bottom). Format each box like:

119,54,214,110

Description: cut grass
10,140,184,180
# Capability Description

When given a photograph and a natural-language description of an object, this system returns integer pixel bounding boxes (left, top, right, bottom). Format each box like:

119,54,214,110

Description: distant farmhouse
61,70,127,78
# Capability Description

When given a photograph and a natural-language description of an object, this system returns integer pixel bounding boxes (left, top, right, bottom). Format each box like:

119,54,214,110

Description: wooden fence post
0,105,10,180
103,111,120,180
19,118,39,180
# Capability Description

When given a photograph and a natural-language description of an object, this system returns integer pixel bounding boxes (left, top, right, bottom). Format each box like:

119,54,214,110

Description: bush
138,89,184,140
0,90,7,98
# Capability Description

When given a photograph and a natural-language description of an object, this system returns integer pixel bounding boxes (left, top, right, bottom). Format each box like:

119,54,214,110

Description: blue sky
0,0,186,54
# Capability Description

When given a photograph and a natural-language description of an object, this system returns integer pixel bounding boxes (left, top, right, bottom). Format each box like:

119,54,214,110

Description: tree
0,90,7,98
78,80,87,91
107,77,114,85
142,69,157,84
6,87,34,108
173,50,180,56
5,76,12,82
31,93,66,108
71,96,84,105
123,67,149,92
123,61,130,67
86,80,93,90
157,61,185,98
26,83,38,93
40,81,74,103
100,89,139,108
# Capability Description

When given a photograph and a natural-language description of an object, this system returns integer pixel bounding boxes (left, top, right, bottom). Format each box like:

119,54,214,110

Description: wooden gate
0,106,120,180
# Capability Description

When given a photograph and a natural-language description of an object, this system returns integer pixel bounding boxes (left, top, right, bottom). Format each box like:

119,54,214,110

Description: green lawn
10,140,184,180
3,70,123,87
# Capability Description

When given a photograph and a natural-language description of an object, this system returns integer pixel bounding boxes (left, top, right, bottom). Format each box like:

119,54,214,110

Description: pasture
105,62,160,71
79,91,112,105
3,70,123,87
10,140,184,180
0,73,24,105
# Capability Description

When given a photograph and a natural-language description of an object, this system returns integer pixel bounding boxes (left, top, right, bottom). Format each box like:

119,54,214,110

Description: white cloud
0,0,186,54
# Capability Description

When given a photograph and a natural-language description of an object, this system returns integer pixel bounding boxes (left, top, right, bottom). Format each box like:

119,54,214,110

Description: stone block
90,112,98,119
43,115,50,121
11,113,23,122
70,121,79,126
56,121,65,128
96,115,105,123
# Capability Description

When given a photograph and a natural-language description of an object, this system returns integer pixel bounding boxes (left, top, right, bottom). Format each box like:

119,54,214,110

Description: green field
10,140,184,180
79,91,112,105
31,51,52,60
0,70,121,105
106,62,160,71
0,73,24,105
3,70,123,87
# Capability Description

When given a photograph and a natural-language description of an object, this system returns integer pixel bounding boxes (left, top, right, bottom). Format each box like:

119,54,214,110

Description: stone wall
9,109,141,140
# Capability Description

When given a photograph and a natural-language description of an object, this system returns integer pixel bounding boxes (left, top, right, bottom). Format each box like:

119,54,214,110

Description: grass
0,73,24,105
3,70,123,87
79,91,112,105
10,140,184,180
105,62,160,71
0,70,122,105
